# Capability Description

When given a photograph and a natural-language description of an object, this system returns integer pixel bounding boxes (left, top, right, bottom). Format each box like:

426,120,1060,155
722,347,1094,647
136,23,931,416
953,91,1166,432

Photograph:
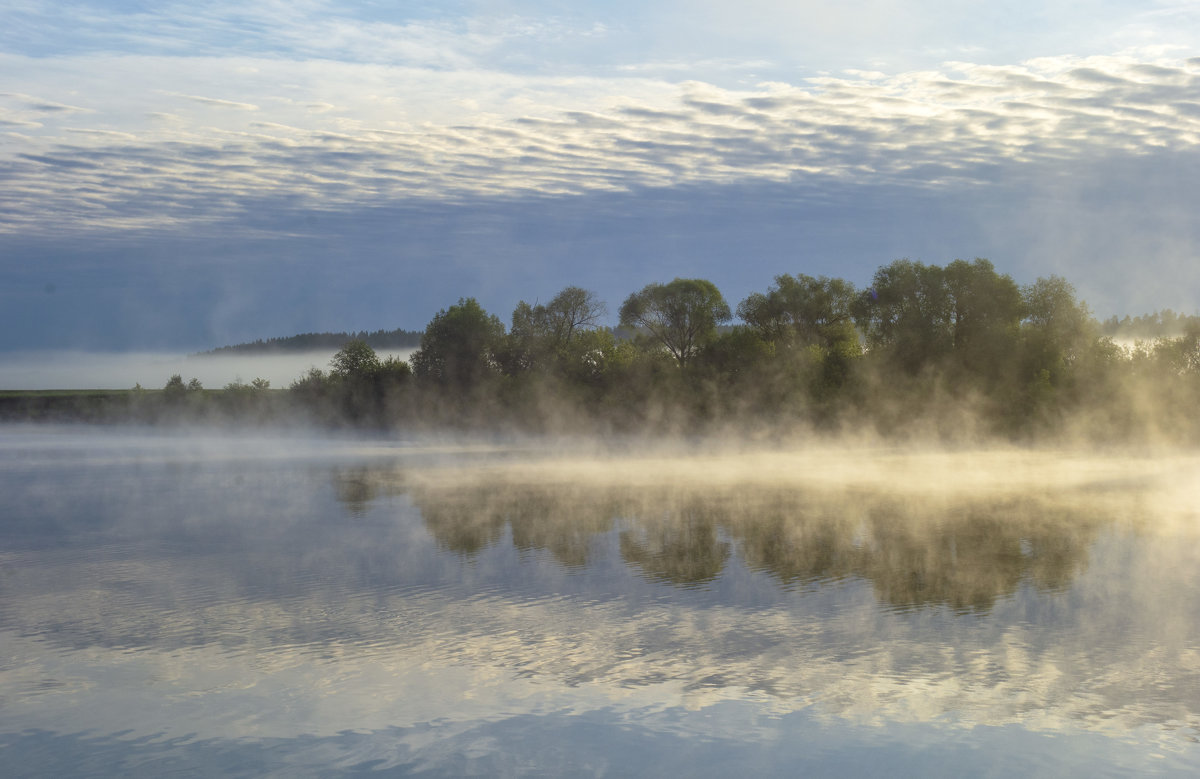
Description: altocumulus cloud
2,52,1199,236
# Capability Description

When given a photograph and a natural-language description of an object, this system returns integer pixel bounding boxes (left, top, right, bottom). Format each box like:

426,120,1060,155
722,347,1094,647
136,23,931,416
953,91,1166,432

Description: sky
2,0,1200,351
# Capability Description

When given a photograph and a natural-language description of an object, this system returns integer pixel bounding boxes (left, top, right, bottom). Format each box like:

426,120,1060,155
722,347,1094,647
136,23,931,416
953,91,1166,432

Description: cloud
0,1,620,76
171,92,260,111
0,92,91,113
66,127,139,140
2,4,1200,348
2,51,1197,241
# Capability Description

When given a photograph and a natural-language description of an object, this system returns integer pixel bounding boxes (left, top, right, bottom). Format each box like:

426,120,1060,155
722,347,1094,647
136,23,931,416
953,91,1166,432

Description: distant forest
197,328,423,355
1100,311,1200,340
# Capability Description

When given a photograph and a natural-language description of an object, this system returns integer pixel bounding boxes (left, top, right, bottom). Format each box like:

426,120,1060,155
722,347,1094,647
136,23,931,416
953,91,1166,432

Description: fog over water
0,350,415,390
3,427,1200,775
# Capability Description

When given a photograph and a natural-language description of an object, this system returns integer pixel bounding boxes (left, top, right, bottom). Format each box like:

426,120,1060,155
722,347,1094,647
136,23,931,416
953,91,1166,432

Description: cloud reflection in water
1,433,1199,775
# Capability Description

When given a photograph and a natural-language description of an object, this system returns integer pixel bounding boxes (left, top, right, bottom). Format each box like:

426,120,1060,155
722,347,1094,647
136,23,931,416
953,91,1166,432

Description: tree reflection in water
5,436,1196,777
335,466,1113,609
619,509,730,587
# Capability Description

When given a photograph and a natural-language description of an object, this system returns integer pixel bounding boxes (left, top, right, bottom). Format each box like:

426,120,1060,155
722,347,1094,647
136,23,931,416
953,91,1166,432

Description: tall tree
853,259,954,374
509,286,607,373
545,286,607,344
944,258,1023,378
619,278,731,368
411,298,506,388
1021,275,1094,381
737,273,858,349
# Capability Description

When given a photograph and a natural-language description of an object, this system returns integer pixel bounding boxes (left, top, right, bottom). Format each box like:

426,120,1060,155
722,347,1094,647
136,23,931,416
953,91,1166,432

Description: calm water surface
3,425,1200,776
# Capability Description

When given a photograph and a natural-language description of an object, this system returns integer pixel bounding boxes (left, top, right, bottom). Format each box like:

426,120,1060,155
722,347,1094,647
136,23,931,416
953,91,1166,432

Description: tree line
1100,310,1200,340
271,257,1200,442
197,327,423,355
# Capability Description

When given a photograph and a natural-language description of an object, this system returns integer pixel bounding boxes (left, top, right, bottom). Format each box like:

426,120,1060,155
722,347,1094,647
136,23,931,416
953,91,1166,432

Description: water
2,426,1200,776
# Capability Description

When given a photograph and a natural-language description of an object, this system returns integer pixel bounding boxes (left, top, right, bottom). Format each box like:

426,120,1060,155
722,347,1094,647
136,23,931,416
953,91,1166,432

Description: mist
4,427,1200,775
0,349,415,391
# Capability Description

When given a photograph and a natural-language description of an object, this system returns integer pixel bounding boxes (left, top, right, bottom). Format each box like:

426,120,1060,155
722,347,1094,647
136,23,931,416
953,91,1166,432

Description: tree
411,298,506,388
619,278,731,368
1154,322,1200,375
1021,275,1094,381
943,258,1023,378
162,374,202,396
509,286,607,373
378,355,413,384
737,273,858,350
330,339,381,380
545,286,607,343
853,259,954,374
945,260,1021,340
290,367,327,392
1022,276,1090,343
163,374,186,400
507,300,546,373
289,367,330,406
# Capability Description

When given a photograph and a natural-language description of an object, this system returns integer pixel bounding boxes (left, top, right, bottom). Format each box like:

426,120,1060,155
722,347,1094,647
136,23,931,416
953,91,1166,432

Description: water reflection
3,430,1200,776
400,474,1109,611
620,509,731,588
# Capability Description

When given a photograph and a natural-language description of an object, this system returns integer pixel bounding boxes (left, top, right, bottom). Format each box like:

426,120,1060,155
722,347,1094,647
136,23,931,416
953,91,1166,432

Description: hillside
196,328,423,356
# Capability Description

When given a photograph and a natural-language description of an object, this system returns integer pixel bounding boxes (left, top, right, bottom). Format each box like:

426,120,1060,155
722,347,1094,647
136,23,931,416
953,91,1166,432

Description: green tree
737,273,858,350
290,367,327,394
544,285,607,344
378,355,413,384
1009,275,1098,429
853,259,954,374
411,298,506,388
619,278,731,368
1153,323,1200,375
163,374,186,401
1021,275,1093,380
735,274,863,417
330,339,381,380
509,286,607,374
943,258,1023,378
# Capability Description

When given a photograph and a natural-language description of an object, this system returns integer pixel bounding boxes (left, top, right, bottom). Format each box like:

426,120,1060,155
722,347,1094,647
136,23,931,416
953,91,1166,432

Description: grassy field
0,388,284,424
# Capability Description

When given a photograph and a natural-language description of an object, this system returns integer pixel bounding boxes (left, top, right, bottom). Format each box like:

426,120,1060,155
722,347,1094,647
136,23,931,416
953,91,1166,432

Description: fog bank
0,350,415,391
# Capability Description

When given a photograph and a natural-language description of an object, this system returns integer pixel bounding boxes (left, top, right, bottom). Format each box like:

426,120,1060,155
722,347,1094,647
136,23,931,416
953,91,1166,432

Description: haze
0,349,414,391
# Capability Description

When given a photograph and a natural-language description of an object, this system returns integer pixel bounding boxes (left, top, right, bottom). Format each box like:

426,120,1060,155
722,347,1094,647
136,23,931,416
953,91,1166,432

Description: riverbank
0,389,287,425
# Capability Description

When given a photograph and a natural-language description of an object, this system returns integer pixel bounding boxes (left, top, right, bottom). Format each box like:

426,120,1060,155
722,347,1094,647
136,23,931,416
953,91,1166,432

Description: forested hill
197,328,423,355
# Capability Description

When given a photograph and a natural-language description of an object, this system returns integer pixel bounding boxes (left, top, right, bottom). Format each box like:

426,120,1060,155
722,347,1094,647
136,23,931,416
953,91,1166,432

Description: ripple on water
3,433,1200,775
